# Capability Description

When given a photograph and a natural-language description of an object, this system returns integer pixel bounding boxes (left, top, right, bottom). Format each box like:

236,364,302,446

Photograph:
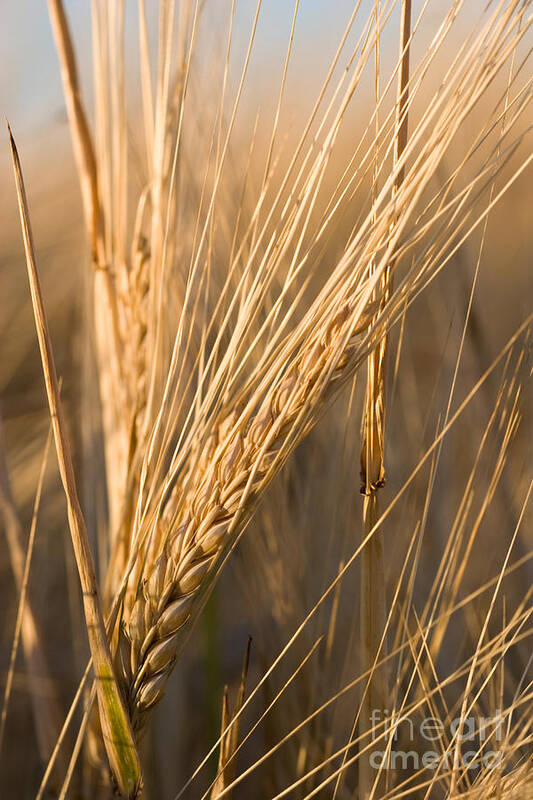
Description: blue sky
0,0,491,192
0,0,372,135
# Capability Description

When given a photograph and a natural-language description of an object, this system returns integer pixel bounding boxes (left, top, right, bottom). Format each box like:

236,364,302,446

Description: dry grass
0,0,532,798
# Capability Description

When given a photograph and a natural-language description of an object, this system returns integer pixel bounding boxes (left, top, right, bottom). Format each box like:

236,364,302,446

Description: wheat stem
359,2,411,798
8,123,142,800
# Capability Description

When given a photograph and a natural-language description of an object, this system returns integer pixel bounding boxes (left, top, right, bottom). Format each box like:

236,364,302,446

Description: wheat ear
47,0,131,537
116,296,378,734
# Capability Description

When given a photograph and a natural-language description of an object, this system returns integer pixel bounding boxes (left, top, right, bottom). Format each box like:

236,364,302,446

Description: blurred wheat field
0,1,532,799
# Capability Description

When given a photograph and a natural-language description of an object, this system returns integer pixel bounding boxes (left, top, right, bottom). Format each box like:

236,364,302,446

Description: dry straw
8,124,142,799
358,2,412,797
6,0,532,796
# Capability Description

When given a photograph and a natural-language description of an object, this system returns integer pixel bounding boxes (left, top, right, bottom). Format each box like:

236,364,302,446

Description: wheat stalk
8,124,142,799
358,2,412,797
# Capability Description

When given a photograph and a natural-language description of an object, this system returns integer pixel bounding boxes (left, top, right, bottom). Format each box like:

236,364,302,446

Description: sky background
1,1,363,131
0,0,461,135
1,0,529,293
0,0,468,201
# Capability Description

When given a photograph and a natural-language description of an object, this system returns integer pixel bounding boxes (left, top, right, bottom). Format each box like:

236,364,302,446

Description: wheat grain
117,299,377,732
